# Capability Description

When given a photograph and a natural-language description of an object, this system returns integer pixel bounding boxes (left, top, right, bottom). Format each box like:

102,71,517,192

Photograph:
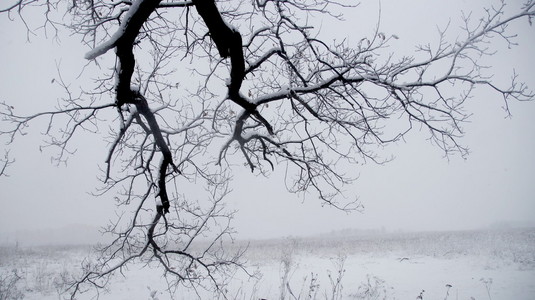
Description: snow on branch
84,0,143,60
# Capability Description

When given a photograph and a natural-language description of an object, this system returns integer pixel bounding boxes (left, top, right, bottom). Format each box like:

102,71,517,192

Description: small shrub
350,275,391,300
326,255,346,300
480,277,493,300
0,269,25,300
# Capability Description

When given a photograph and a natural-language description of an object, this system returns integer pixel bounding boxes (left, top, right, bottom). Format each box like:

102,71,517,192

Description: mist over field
1,221,534,247
2,227,535,299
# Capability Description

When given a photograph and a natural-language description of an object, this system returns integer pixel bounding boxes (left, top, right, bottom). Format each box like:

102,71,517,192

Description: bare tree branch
1,0,534,297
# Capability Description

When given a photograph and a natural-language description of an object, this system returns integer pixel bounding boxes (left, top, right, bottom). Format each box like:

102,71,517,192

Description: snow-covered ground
1,228,534,299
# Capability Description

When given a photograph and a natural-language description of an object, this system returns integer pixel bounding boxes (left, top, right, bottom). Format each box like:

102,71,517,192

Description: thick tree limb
133,91,178,213
193,0,273,169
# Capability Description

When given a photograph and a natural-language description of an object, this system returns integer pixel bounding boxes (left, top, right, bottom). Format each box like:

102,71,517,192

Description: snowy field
1,228,534,300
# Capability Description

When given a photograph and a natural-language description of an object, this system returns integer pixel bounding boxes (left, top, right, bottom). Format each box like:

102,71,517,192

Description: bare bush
0,269,24,300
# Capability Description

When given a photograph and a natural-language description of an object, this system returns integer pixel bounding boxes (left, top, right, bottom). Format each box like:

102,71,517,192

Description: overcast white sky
1,0,534,243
